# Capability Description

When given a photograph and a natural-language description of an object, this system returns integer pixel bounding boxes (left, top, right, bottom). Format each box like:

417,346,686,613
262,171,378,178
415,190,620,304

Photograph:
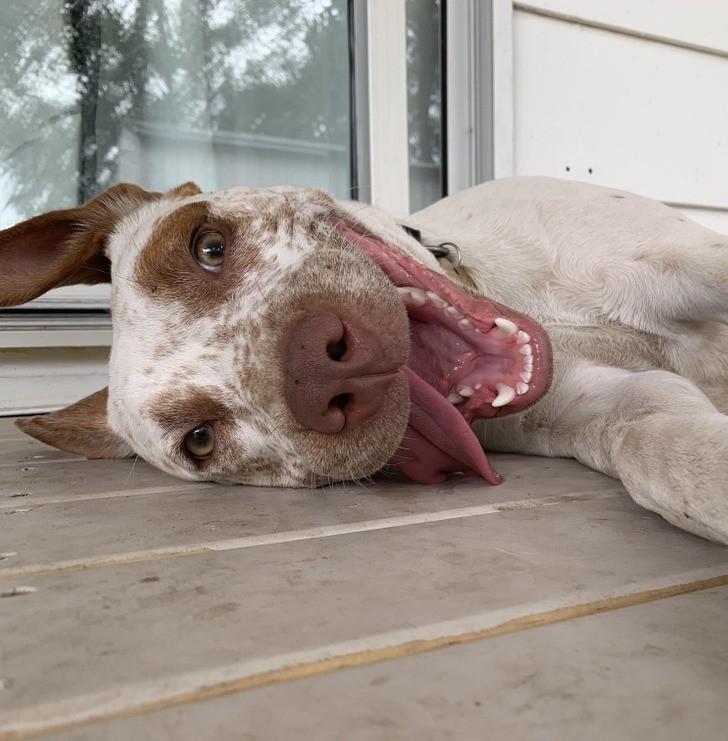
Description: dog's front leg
483,361,728,544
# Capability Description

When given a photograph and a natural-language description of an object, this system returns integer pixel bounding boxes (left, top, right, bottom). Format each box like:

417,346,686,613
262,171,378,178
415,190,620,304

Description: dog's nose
284,312,401,433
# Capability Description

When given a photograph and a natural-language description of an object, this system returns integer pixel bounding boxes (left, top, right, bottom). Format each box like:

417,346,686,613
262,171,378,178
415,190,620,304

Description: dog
1,176,727,545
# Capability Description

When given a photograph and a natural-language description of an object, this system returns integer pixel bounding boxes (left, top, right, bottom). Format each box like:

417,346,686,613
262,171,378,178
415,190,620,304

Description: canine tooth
520,371,532,383
524,357,534,372
519,344,532,356
494,318,518,337
458,318,473,329
492,384,517,408
516,382,529,395
517,330,531,344
397,286,427,307
426,291,448,308
445,306,464,319
447,392,463,404
457,385,475,397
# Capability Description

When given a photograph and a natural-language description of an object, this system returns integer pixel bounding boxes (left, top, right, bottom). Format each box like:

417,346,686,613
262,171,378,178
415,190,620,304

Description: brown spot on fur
167,182,202,199
153,343,176,362
611,195,626,199
150,388,231,435
134,201,266,322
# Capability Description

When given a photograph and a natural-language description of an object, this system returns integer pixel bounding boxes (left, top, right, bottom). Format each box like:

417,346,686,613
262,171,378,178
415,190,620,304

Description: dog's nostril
326,337,347,362
330,393,351,411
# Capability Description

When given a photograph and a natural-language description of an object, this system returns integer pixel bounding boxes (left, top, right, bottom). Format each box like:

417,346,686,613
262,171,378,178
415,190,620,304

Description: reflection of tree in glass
406,0,441,170
0,0,348,219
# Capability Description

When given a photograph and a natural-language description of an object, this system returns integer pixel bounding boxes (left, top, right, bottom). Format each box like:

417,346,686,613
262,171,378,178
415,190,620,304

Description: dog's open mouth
339,222,552,486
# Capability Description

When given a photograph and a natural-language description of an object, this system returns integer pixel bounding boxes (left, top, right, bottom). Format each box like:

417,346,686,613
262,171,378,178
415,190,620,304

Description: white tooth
457,385,475,397
458,318,473,329
447,392,463,404
517,330,530,344
494,317,518,337
426,291,447,308
445,306,464,319
516,382,529,395
474,383,482,390
524,356,534,370
492,383,517,408
397,286,427,307
519,344,532,356
520,371,532,383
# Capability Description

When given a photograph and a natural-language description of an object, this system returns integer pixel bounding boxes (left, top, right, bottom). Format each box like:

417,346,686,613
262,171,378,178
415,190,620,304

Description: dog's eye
184,424,215,459
193,231,225,271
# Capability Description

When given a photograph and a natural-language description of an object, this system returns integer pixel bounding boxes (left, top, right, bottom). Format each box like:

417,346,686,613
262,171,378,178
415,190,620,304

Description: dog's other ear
0,181,202,307
15,388,133,459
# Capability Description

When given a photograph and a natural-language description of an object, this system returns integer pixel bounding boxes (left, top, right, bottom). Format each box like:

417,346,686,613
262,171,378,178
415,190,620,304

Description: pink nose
284,312,401,433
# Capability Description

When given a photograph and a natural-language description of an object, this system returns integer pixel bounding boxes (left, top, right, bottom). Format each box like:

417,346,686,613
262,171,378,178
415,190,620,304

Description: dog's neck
399,223,476,290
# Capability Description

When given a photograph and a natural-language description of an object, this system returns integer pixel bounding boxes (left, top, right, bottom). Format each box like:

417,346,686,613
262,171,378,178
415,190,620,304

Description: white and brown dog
2,177,727,544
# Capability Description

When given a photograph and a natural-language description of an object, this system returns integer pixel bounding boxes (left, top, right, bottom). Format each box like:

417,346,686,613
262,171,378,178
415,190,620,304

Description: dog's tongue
393,367,502,485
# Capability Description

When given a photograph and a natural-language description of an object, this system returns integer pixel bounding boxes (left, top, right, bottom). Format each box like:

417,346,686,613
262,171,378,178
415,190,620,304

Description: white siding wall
508,0,728,233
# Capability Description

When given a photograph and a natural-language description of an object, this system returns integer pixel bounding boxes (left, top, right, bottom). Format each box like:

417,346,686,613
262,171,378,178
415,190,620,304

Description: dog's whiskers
78,264,146,289
126,454,140,482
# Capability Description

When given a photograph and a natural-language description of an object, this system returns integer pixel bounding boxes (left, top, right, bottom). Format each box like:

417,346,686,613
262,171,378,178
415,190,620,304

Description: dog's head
0,183,550,487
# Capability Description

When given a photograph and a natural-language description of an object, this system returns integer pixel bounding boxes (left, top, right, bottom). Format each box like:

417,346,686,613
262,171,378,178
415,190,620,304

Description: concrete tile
1,497,726,733
49,587,728,741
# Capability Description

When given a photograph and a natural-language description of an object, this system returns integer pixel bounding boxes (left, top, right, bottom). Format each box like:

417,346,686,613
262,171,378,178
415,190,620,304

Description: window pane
406,0,444,213
0,0,351,230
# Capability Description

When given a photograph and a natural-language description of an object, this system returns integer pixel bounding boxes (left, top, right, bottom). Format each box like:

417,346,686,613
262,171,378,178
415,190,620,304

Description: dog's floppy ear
16,388,133,459
0,181,202,307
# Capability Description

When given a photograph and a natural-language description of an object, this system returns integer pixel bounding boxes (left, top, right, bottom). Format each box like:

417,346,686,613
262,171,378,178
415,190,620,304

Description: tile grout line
1,567,726,740
0,490,626,580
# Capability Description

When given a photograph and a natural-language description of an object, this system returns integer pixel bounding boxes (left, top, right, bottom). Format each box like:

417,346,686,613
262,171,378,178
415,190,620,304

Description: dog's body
2,176,727,544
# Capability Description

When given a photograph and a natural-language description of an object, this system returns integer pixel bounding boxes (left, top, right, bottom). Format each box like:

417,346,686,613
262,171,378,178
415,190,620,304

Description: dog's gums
337,222,552,485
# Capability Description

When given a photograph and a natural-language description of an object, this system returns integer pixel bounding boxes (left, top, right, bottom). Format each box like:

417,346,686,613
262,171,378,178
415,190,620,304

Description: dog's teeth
524,357,534,372
457,385,475,397
517,330,530,344
492,384,517,408
397,286,427,307
445,306,464,319
447,392,463,404
516,382,529,395
520,371,532,383
494,317,518,337
426,291,448,308
519,343,532,356
458,318,473,329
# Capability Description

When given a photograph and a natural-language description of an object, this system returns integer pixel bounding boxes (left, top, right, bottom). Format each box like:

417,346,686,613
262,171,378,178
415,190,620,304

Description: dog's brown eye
184,425,215,459
193,231,225,271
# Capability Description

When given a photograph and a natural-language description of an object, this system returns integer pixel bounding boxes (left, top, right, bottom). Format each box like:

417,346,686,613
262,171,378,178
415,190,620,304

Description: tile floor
1,416,727,740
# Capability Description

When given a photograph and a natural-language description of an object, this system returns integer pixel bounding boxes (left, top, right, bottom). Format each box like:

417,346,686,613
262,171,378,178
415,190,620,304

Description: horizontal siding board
516,0,728,56
513,11,728,207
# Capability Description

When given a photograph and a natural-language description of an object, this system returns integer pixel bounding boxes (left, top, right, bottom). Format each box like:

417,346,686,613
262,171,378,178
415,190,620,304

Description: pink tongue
391,367,502,485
